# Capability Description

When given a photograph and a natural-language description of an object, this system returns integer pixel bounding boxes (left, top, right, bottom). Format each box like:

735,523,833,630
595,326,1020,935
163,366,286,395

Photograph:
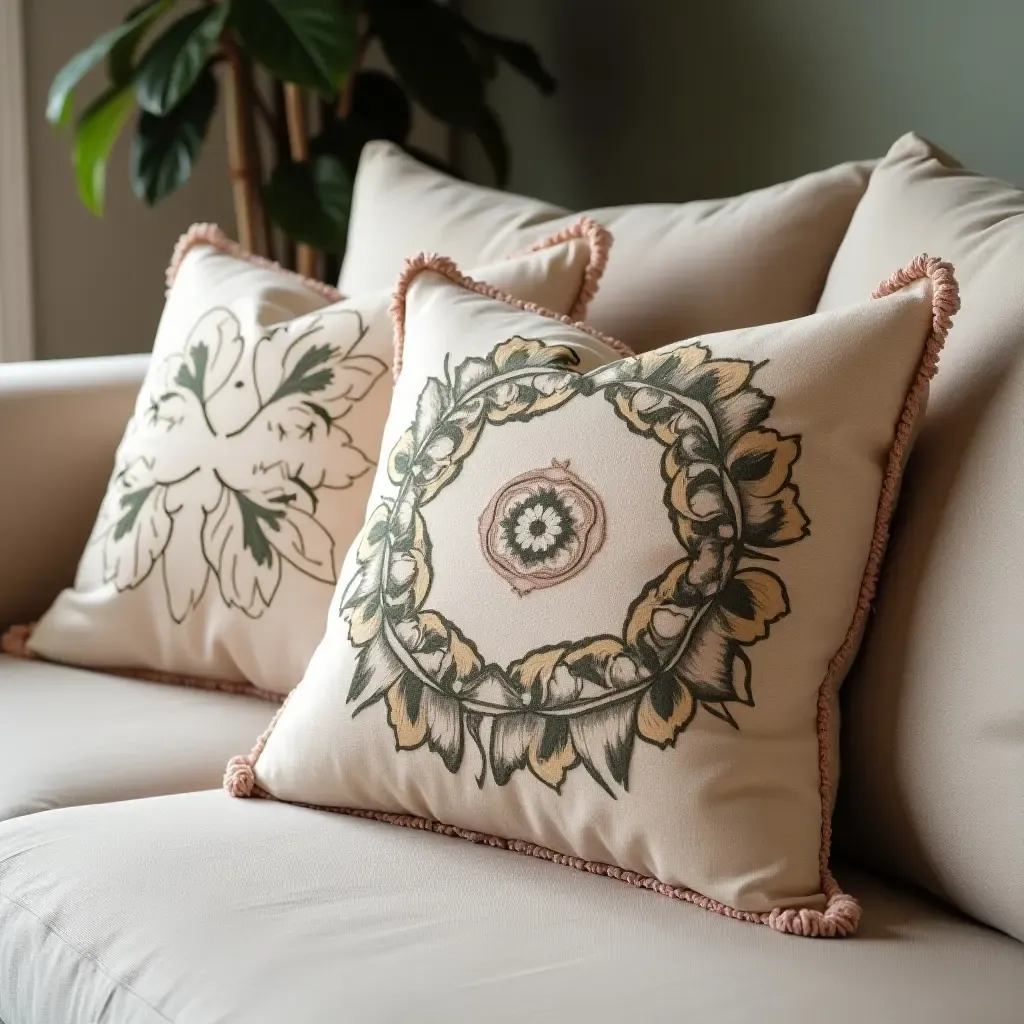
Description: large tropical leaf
368,0,484,127
47,0,172,126
472,105,508,186
108,0,176,87
73,87,137,215
131,65,217,205
134,4,229,115
262,155,352,252
461,21,556,94
231,0,355,96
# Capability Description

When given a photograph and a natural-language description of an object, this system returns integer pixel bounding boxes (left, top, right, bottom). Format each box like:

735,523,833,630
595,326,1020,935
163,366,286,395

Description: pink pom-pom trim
165,222,343,303
389,217,629,379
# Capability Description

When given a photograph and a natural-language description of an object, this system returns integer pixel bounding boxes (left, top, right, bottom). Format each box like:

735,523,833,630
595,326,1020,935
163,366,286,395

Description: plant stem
222,35,257,252
239,55,269,256
336,17,370,118
283,83,317,278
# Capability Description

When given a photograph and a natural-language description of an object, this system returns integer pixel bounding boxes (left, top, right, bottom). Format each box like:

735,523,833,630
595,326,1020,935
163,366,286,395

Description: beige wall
25,0,236,360
460,0,1024,207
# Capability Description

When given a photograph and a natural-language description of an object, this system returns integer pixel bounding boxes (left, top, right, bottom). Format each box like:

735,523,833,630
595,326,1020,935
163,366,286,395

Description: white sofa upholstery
0,656,275,821
0,338,1020,1023
2,790,1022,1024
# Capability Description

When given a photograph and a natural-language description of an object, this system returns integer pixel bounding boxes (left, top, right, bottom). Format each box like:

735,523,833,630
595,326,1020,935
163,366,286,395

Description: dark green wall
461,1,1024,206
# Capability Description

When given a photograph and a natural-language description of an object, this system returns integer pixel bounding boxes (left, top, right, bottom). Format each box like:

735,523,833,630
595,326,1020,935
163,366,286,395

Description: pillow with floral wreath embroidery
24,220,609,698
228,252,958,935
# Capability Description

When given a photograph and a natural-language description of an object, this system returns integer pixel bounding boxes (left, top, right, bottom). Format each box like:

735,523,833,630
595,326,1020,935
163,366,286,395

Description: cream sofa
3,133,1024,1020
0,355,1021,1024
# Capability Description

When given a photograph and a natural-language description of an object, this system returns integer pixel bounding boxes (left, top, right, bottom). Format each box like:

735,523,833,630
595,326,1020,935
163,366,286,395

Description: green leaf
263,155,352,252
368,0,484,127
131,64,217,205
473,106,508,186
231,0,355,96
47,2,172,127
234,490,285,568
465,27,556,95
73,86,137,215
174,340,210,402
134,4,229,115
114,486,156,541
269,343,338,402
108,0,176,87
347,69,412,144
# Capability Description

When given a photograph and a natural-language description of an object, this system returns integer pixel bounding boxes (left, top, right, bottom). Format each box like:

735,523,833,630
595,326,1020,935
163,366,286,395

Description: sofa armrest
0,355,149,628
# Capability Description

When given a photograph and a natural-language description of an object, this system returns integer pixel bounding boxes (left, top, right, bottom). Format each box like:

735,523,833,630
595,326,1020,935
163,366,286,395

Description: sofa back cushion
340,142,872,353
818,132,1024,941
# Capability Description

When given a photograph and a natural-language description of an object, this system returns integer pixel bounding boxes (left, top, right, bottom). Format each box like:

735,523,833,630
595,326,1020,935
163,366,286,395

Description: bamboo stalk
223,41,255,251
283,83,316,278
240,58,269,257
337,16,370,119
273,82,297,270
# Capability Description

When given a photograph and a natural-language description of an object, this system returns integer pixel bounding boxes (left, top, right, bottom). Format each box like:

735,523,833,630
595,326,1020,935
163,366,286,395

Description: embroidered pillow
339,140,873,352
227,252,958,936
26,221,609,697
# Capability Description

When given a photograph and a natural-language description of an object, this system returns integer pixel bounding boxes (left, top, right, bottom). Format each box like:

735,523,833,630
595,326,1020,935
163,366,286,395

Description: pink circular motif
478,460,606,595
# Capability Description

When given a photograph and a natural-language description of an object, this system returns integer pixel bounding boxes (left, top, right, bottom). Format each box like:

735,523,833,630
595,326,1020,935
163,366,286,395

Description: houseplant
47,0,555,273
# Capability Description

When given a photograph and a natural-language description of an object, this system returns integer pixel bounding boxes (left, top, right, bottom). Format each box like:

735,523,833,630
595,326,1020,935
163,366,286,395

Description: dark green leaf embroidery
95,305,387,621
113,485,156,540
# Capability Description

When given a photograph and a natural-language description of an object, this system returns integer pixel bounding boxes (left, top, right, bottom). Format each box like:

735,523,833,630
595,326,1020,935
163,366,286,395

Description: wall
460,0,1024,208
25,0,237,360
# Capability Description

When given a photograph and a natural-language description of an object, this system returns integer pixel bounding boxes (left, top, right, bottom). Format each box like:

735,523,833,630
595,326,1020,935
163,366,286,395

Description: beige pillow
339,141,873,352
818,132,1024,941
26,221,608,697
228,250,958,937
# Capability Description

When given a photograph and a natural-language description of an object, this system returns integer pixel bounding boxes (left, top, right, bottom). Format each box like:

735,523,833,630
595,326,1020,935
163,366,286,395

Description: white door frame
0,0,34,361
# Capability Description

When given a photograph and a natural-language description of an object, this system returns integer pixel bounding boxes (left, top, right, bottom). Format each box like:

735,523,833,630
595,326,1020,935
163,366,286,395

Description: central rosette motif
341,337,810,796
479,460,605,594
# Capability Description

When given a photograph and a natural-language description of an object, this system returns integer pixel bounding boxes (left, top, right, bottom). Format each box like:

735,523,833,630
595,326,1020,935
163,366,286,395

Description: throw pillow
25,220,609,697
227,249,959,936
818,132,1024,941
339,140,873,352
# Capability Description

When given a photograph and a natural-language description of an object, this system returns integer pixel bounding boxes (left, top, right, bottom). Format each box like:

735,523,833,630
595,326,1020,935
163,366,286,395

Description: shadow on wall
461,0,1024,207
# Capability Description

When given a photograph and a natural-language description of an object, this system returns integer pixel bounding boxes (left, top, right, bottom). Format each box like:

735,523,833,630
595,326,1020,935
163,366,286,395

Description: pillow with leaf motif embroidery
229,251,959,936
25,221,609,697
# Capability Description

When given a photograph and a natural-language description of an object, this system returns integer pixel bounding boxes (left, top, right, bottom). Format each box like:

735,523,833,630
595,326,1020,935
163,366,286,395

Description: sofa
1,134,1022,1023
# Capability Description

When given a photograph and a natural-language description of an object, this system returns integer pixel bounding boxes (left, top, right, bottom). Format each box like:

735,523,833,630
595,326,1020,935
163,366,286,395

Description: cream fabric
250,255,950,924
339,140,873,352
0,655,275,822
0,354,149,629
30,228,601,696
819,132,1024,941
0,791,1020,1024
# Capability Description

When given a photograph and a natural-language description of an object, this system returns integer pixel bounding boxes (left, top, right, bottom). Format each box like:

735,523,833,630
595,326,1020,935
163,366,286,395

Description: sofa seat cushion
0,655,276,822
1,792,1020,1024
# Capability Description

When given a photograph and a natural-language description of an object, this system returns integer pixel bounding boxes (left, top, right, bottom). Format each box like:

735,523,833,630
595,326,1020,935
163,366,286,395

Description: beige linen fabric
0,656,276,822
2,791,1021,1024
0,354,149,629
819,132,1024,941
29,224,605,697
243,253,955,932
339,140,873,352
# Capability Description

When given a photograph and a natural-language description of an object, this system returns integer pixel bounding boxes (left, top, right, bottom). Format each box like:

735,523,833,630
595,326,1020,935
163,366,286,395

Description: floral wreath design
91,306,387,621
341,337,810,796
